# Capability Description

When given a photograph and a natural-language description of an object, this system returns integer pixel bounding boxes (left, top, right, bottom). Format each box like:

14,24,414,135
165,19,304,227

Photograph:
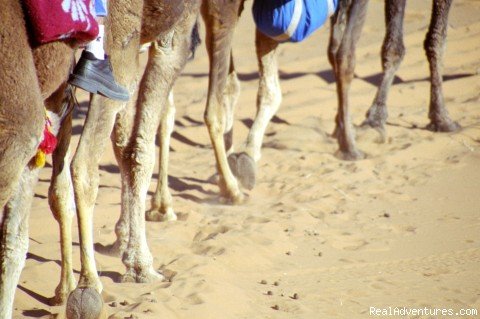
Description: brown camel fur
0,1,75,318
1,0,456,316
68,0,201,295
2,0,201,316
204,0,457,192
146,0,247,222
361,0,458,136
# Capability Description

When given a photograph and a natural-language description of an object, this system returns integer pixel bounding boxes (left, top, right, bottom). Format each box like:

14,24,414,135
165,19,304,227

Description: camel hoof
146,207,177,222
426,120,460,132
219,190,245,205
358,121,387,144
66,287,105,319
207,173,220,185
95,241,125,258
228,152,256,190
334,148,366,161
121,268,165,283
331,126,340,139
49,292,69,306
50,281,76,306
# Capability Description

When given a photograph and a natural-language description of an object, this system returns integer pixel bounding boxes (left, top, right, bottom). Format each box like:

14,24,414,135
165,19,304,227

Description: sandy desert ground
12,0,480,318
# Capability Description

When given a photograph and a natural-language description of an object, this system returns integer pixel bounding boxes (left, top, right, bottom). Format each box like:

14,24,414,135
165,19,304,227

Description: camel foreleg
121,29,189,282
362,0,406,139
223,53,241,157
230,30,281,190
148,90,177,222
48,98,76,305
202,0,244,203
329,0,369,160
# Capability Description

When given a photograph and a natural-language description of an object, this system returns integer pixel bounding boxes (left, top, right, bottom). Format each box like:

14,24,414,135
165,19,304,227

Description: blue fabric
253,0,338,43
94,0,107,16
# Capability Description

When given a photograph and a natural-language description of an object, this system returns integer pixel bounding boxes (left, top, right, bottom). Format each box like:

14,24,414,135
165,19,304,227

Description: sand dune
14,0,480,318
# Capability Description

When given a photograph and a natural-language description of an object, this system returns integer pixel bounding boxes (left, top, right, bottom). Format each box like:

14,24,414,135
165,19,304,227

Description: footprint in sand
329,232,369,251
192,244,226,256
186,293,204,305
191,225,230,256
193,225,230,242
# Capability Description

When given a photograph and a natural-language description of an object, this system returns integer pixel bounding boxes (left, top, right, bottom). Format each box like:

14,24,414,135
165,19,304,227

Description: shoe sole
69,74,129,102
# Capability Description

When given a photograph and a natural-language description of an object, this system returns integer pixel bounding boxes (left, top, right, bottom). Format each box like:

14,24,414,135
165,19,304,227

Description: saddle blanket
253,0,338,43
23,0,99,44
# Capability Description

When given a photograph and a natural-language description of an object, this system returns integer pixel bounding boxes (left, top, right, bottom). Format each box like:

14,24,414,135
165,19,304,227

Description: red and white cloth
23,0,99,44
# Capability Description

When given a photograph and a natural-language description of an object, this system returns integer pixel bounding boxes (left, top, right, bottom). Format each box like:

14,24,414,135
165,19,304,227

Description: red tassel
38,119,57,155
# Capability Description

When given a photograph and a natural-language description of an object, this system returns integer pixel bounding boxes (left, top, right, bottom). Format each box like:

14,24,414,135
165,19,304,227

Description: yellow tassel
33,150,46,168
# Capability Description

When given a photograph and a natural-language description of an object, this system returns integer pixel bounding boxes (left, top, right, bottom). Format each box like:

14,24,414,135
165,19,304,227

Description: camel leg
425,0,459,132
205,52,242,187
0,2,44,316
230,30,281,190
148,90,177,222
71,0,144,290
47,90,76,305
245,31,280,162
223,53,241,157
202,0,244,203
95,93,139,258
0,1,44,212
361,0,406,140
71,95,118,291
328,0,369,160
121,18,196,282
0,167,40,319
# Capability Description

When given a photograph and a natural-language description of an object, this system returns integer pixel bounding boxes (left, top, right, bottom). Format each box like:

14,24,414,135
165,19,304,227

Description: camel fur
205,0,457,192
0,2,75,318
1,0,202,316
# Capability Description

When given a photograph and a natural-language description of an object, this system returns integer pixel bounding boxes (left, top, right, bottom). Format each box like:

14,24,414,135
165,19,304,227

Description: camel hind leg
0,2,44,211
0,1,48,316
424,0,459,132
0,166,41,318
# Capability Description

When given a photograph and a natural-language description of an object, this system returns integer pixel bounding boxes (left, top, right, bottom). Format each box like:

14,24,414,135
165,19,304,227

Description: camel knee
328,34,341,69
49,175,75,223
70,159,85,190
204,104,224,135
259,81,282,107
335,47,355,82
127,140,156,179
70,158,98,205
382,37,405,71
424,33,445,63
